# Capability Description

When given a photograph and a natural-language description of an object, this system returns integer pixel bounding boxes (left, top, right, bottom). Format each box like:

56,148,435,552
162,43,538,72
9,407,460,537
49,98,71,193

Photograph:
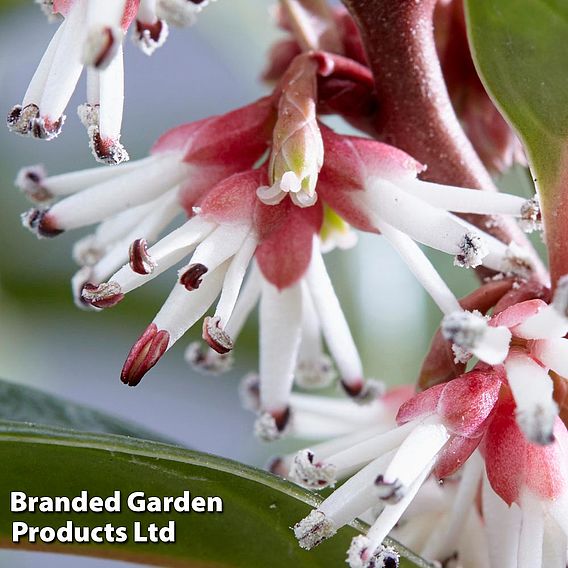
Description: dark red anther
22,208,64,238
202,316,234,354
129,238,156,275
121,323,170,386
180,263,208,290
81,282,124,309
272,407,291,433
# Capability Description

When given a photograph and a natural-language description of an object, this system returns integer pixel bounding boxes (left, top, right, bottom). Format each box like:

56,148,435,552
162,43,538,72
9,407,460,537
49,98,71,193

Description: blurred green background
0,0,539,566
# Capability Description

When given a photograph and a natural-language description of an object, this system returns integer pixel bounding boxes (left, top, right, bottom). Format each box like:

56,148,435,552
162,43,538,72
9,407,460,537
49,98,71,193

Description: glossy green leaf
0,377,173,443
464,0,568,282
0,422,429,567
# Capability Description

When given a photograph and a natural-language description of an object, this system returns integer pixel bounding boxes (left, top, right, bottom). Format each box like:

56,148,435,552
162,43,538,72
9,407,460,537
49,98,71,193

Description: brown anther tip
121,323,170,386
93,27,118,69
129,238,156,275
272,407,291,433
81,281,124,309
202,316,234,354
135,19,165,42
180,263,208,291
15,165,52,202
21,208,63,238
266,456,287,477
89,128,129,165
340,379,363,398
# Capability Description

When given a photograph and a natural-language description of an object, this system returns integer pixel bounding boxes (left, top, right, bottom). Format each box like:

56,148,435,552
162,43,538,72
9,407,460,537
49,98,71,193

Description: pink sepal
255,201,323,290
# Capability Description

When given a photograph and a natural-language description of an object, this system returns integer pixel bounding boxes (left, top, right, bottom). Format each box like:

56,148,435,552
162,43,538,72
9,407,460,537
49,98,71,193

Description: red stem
341,0,548,284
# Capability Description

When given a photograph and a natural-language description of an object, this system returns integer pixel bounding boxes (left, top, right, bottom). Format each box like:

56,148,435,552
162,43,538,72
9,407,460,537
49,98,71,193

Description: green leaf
0,377,173,443
464,0,568,282
0,422,429,567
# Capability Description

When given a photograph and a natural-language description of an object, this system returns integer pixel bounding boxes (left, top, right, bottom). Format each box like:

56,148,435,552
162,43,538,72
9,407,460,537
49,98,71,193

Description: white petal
259,280,303,414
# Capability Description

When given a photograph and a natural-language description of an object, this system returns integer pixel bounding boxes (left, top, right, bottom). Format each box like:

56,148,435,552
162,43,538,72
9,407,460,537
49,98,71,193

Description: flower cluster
8,1,568,568
8,0,215,164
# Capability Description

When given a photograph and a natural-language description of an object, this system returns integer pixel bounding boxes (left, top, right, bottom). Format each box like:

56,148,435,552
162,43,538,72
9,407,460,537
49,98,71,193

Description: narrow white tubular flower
519,195,543,233
363,179,489,268
224,263,262,339
157,0,212,27
441,310,512,365
294,452,395,550
400,178,528,216
110,216,216,294
295,283,337,389
378,221,462,315
153,262,228,347
375,420,450,504
349,462,434,567
542,517,568,567
38,0,88,128
98,44,125,143
203,232,257,355
505,352,558,445
517,491,546,568
16,157,152,203
82,0,127,69
257,280,303,435
304,238,370,399
133,0,169,55
420,452,483,562
84,190,181,285
21,24,65,110
291,422,414,488
516,276,568,339
210,232,258,329
40,154,188,231
73,201,158,266
482,473,522,568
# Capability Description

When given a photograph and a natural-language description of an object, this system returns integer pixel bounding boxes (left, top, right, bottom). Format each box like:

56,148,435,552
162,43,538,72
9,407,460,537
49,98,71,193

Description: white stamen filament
180,223,251,281
213,232,258,326
39,0,87,121
482,473,521,568
304,238,364,390
376,419,449,502
153,261,228,347
224,263,262,339
318,452,396,528
320,421,415,478
295,284,336,389
420,451,483,561
89,191,181,283
98,44,124,141
259,279,303,414
378,221,462,315
22,24,65,106
49,154,189,230
364,179,485,258
363,460,435,556
401,179,526,216
29,156,156,199
518,491,545,568
112,215,216,294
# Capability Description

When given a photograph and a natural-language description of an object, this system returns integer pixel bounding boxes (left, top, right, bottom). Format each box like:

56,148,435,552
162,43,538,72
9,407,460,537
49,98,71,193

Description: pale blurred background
0,1,535,566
